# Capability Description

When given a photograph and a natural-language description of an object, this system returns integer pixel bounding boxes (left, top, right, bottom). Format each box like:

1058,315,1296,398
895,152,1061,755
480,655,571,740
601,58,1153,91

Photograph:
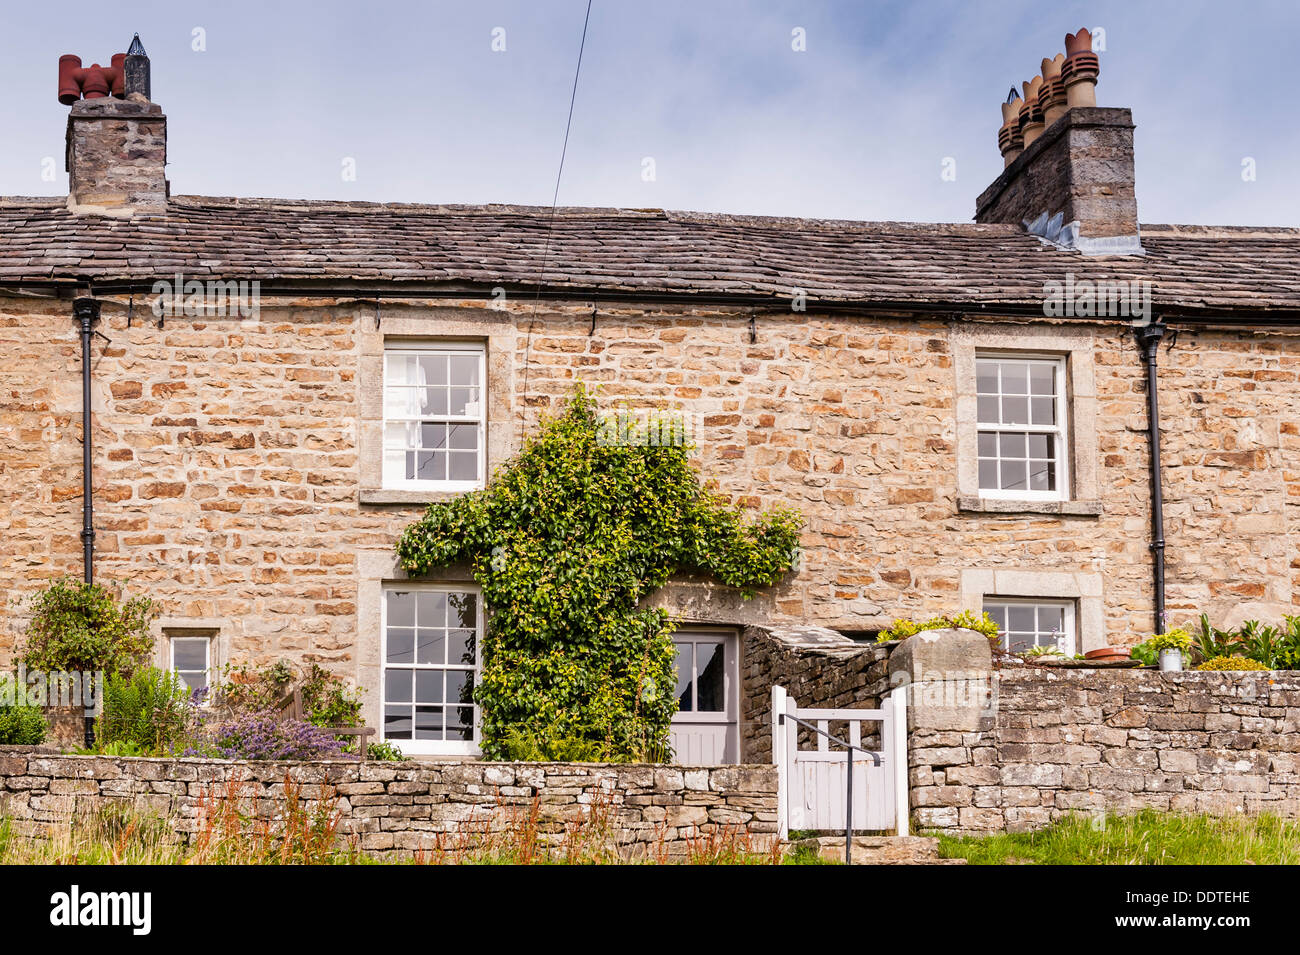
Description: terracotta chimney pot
999,97,1024,167
1062,28,1100,108
1020,77,1046,147
1039,54,1068,127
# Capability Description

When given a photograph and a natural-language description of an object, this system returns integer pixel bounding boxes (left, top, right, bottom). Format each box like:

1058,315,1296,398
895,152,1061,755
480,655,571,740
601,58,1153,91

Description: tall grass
0,774,355,865
939,810,1300,865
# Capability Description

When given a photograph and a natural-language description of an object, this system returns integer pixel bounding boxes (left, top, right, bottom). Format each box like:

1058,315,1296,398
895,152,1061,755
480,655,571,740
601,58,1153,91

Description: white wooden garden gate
771,685,909,838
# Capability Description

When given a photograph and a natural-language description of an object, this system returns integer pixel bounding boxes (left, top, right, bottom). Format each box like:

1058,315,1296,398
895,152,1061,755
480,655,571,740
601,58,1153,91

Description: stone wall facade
909,668,1300,832
0,751,777,858
3,290,1300,721
739,625,890,763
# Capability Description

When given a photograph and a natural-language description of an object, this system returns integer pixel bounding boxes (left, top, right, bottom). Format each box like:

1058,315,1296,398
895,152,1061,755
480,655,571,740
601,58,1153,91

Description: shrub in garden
1238,620,1286,669
1131,628,1192,665
365,740,410,762
96,667,196,755
876,610,1000,644
215,659,294,714
497,724,622,763
1129,642,1157,666
0,675,48,745
1196,656,1270,672
1191,613,1240,662
0,703,48,745
1187,613,1300,669
396,384,802,761
19,578,156,676
298,663,363,727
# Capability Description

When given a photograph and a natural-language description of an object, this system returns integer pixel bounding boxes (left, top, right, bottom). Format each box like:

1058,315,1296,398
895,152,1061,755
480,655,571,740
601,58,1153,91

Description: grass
938,810,1300,865
0,776,354,865
0,775,784,865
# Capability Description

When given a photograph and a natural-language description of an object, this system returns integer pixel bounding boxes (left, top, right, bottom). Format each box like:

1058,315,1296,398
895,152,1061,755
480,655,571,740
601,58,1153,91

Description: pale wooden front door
669,631,739,765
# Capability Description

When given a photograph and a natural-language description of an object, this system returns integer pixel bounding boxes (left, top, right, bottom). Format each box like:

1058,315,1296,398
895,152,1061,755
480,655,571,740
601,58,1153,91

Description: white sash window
382,343,486,490
976,354,1069,501
381,584,481,756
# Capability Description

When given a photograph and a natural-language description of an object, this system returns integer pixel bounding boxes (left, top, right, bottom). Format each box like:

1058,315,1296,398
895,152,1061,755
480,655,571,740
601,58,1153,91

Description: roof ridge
1,194,1295,239
1140,223,1300,238
162,196,1033,235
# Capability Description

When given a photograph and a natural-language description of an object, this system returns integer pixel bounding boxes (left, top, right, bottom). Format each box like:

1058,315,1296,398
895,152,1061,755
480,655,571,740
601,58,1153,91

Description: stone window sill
360,488,470,506
957,496,1102,517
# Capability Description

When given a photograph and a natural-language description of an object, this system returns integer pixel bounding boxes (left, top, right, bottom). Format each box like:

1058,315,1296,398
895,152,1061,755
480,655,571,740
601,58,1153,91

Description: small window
169,634,212,695
983,599,1076,656
672,635,729,715
382,342,486,490
382,585,481,755
976,355,1069,500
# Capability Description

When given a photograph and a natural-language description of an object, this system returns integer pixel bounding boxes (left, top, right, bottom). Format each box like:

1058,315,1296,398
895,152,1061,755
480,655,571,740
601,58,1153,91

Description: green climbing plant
396,385,802,761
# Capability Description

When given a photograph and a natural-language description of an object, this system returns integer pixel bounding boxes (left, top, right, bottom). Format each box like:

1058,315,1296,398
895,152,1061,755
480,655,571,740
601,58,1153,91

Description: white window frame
168,634,212,697
975,352,1070,503
380,582,483,756
983,597,1077,656
670,631,736,725
382,341,487,492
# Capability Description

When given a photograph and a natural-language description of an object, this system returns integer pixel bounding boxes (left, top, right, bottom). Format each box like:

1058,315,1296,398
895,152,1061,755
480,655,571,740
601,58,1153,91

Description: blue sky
1,0,1296,226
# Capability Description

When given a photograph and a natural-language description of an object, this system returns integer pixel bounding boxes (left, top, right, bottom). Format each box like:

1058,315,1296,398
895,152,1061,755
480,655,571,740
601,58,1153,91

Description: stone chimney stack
976,28,1140,255
60,35,166,216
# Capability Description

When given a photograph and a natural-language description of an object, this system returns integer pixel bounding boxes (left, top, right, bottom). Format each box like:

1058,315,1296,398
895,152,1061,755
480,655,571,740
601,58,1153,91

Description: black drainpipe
74,296,99,748
1134,320,1169,635
74,297,99,584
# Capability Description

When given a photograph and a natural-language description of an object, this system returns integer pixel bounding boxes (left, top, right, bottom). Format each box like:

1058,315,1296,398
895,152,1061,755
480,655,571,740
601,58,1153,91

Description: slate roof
0,195,1297,314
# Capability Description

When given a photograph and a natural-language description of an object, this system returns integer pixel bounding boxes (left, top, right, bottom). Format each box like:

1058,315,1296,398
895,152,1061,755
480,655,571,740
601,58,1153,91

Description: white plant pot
1159,649,1183,672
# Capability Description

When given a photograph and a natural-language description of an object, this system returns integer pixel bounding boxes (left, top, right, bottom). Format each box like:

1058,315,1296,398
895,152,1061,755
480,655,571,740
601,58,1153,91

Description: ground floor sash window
382,584,481,755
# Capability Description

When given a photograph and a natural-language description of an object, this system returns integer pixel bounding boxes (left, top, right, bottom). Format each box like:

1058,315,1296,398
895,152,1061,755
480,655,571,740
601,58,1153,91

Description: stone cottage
1,35,1297,761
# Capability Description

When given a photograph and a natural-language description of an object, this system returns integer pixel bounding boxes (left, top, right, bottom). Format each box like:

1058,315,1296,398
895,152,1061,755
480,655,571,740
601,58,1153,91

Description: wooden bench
277,687,377,762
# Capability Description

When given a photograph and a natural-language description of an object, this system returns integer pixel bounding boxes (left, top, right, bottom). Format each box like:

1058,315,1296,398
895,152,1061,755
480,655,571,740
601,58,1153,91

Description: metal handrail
779,713,881,865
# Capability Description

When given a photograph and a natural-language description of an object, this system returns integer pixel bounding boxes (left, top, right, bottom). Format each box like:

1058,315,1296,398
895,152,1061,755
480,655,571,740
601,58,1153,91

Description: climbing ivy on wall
396,385,802,761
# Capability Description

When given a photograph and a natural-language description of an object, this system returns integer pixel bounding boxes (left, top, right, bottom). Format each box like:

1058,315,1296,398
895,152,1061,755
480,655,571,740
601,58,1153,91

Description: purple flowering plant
185,709,349,761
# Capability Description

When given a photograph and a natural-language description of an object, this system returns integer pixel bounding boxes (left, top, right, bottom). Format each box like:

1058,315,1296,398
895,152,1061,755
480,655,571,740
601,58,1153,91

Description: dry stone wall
0,751,777,858
909,668,1300,832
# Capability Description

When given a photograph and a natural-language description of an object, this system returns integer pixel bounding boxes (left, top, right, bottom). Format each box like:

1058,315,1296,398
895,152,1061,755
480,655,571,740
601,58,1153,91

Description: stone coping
0,747,774,771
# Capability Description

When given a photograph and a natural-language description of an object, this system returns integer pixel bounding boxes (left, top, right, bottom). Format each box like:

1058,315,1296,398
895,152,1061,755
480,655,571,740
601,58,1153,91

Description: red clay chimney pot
57,51,127,104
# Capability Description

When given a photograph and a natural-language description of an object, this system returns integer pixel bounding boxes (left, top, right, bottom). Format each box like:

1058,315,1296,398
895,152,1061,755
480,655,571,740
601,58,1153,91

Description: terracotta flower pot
1084,646,1131,663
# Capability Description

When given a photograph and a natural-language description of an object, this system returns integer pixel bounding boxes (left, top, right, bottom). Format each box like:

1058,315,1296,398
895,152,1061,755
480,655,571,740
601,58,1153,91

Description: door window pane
695,643,726,712
673,642,693,712
672,638,730,714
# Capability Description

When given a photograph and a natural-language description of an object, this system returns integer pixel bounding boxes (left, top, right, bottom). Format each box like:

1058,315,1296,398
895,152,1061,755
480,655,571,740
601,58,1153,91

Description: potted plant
1147,628,1192,672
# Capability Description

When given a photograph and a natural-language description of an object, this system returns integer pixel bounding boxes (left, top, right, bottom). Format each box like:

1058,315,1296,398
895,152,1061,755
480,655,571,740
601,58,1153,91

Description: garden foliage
0,703,47,746
214,660,363,728
19,579,156,676
1130,614,1300,670
877,610,1000,643
396,386,802,760
96,667,194,754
